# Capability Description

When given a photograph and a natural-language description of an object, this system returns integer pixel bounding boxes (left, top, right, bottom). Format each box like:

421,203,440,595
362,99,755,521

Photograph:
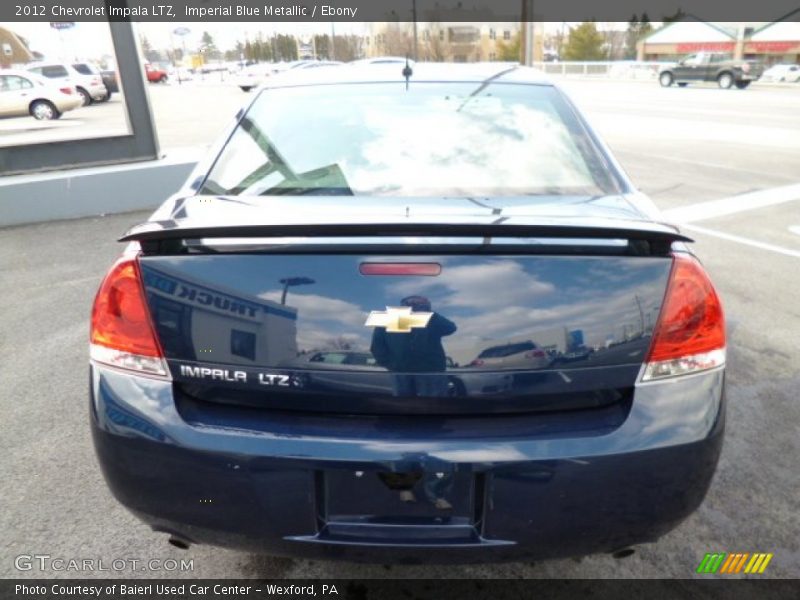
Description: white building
142,264,298,366
638,12,800,65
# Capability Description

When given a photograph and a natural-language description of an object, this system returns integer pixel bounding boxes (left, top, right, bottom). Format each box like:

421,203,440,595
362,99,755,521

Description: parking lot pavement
0,97,130,148
1,80,799,579
558,80,800,210
0,82,246,149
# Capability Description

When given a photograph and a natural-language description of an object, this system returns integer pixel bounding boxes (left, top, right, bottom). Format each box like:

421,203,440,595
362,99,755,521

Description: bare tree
496,32,521,61
421,23,450,61
601,25,627,60
333,34,362,62
378,23,413,56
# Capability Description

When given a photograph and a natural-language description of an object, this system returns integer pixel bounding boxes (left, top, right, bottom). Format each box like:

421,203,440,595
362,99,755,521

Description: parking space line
618,151,800,180
683,224,800,259
663,183,800,224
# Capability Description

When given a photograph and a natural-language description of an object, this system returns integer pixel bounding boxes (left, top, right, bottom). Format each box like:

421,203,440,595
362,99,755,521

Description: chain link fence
532,61,668,80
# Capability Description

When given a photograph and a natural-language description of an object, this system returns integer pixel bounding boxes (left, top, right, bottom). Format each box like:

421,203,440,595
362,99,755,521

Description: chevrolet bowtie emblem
365,307,433,333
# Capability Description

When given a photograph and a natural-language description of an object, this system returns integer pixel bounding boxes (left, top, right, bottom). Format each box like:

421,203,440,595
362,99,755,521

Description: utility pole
412,0,419,61
521,0,534,66
330,21,336,61
525,21,535,65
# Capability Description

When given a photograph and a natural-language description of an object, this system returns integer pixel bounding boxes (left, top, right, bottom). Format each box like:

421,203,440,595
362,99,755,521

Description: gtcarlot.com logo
14,554,194,572
697,552,773,574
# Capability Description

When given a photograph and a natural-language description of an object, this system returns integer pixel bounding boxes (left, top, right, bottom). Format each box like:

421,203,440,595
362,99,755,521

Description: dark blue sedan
90,64,725,563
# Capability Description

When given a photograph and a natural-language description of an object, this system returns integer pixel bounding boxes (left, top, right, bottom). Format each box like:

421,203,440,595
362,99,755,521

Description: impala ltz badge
179,365,296,387
364,306,433,333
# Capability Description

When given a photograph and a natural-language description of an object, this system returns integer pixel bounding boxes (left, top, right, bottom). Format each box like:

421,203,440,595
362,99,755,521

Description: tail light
90,256,169,378
642,253,725,381
59,87,73,95
741,63,751,73
470,359,485,367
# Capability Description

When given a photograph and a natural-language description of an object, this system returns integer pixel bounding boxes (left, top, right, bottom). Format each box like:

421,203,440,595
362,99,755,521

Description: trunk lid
131,196,682,415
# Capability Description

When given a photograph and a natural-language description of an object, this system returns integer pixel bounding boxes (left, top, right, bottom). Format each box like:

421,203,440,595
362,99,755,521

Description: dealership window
439,30,445,41
503,30,511,41
0,21,157,175
231,329,256,361
489,29,496,40
158,306,183,332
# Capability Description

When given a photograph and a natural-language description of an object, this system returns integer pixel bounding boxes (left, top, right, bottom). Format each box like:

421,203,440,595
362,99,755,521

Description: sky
6,22,116,61
4,21,646,62
3,21,370,62
140,22,367,49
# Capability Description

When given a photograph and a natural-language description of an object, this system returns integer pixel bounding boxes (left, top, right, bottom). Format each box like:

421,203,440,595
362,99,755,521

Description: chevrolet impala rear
89,65,725,563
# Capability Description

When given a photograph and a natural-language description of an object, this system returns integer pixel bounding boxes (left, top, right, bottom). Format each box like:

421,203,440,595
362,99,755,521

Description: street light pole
279,277,315,305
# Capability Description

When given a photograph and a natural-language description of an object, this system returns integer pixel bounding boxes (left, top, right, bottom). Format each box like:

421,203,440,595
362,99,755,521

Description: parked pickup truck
658,52,763,89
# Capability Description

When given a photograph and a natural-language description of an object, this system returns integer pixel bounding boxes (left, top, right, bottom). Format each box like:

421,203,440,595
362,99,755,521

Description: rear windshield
200,81,617,197
72,63,95,75
478,342,536,358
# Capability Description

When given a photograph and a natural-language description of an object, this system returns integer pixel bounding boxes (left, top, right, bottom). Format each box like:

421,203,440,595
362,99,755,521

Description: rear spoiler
121,220,692,246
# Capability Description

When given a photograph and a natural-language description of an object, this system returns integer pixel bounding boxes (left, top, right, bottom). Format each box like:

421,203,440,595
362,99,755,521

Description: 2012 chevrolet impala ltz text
89,64,726,563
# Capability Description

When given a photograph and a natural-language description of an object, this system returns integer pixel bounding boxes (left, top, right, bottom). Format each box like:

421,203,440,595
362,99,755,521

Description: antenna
402,55,413,90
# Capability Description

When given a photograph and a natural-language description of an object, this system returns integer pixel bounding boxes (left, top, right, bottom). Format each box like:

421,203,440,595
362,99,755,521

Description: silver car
469,341,551,370
761,64,800,83
26,62,107,106
0,70,82,120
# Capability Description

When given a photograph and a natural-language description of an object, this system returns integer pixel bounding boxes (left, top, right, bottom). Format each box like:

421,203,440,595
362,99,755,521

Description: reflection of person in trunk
370,295,457,509
370,295,457,396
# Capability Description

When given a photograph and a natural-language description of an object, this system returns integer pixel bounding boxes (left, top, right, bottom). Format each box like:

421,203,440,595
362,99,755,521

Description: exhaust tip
168,536,191,550
612,548,635,559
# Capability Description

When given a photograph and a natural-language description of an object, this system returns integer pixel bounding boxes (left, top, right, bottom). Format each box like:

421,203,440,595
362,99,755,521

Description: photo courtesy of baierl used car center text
0,0,798,598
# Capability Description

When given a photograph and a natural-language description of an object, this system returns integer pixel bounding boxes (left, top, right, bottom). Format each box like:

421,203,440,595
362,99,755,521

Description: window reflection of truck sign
144,269,266,321
50,22,76,31
141,265,298,365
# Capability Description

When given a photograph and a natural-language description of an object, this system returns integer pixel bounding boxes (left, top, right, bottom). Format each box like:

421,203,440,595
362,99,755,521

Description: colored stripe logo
697,552,773,574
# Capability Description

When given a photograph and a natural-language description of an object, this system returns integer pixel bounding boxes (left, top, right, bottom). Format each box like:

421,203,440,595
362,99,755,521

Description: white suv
26,62,107,106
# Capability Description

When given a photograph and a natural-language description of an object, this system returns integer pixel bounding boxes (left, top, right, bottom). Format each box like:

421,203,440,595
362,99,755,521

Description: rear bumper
101,75,119,93
88,86,108,100
55,97,83,112
91,364,725,563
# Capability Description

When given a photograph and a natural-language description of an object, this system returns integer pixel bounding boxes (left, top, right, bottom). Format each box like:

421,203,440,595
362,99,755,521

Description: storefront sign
746,41,800,53
676,42,736,53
